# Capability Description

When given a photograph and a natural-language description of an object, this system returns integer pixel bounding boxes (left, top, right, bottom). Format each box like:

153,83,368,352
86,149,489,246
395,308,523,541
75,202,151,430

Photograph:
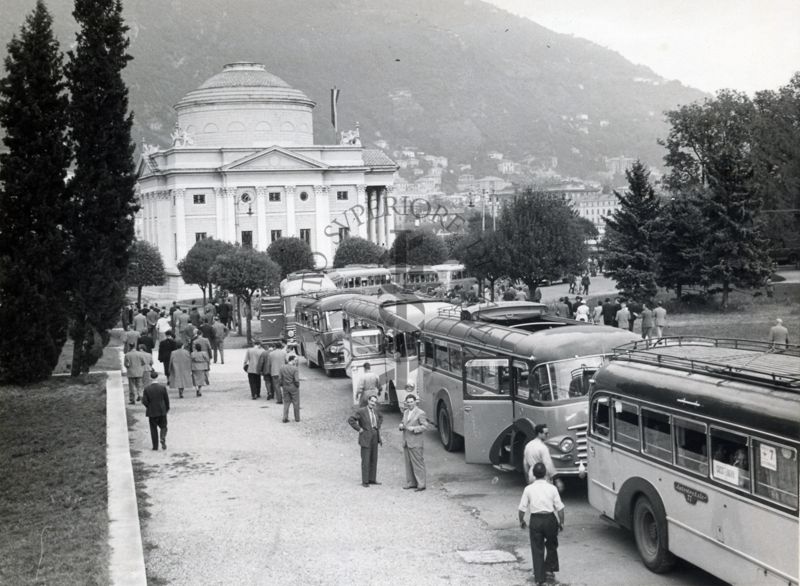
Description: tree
387,228,447,266
494,191,587,293
332,237,385,267
661,91,772,307
64,0,137,375
209,248,281,344
177,238,234,303
267,237,314,279
456,229,507,301
654,193,709,299
0,1,71,383
601,161,661,301
127,240,166,305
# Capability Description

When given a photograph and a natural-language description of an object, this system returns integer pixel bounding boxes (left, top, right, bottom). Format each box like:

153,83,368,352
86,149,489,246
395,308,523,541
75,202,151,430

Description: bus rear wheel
632,496,675,573
437,403,463,452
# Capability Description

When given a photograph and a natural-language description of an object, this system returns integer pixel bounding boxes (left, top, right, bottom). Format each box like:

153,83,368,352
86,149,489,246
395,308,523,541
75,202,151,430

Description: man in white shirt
519,462,565,586
653,301,667,338
524,424,560,488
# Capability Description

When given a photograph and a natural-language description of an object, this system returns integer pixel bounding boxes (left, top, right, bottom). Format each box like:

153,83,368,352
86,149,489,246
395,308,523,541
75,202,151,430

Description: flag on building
330,87,340,130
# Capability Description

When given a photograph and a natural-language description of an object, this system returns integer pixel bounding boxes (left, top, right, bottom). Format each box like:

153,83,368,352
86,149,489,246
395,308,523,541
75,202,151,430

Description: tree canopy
0,1,71,383
209,248,280,344
178,237,234,303
267,237,315,279
127,240,166,305
387,228,447,266
332,237,385,267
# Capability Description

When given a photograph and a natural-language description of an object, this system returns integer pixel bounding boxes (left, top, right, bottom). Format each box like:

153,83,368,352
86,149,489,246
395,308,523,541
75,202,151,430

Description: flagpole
330,86,340,144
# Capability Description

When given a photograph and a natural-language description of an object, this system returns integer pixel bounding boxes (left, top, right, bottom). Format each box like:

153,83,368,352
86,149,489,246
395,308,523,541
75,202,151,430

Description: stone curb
107,361,147,585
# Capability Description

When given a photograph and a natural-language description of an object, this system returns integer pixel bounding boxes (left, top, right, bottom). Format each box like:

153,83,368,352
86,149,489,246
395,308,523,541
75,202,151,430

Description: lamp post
491,188,497,231
481,188,486,232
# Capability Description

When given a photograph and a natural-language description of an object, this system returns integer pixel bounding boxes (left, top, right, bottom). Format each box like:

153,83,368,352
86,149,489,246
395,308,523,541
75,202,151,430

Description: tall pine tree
0,1,71,384
601,160,661,301
65,0,137,375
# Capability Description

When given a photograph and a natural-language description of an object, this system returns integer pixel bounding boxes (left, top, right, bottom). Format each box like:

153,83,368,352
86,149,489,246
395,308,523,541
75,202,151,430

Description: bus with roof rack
586,337,799,585
418,316,639,476
272,270,336,346
325,265,393,295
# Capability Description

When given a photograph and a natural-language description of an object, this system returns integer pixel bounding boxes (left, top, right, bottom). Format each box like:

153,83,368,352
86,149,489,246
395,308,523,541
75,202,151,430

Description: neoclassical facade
135,62,398,297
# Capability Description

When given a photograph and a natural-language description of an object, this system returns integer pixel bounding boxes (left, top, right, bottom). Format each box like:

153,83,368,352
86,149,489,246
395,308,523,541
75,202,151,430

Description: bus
431,262,477,293
277,270,337,346
326,265,392,294
294,292,368,376
342,293,451,408
587,338,799,585
418,316,640,476
387,265,441,294
453,300,580,331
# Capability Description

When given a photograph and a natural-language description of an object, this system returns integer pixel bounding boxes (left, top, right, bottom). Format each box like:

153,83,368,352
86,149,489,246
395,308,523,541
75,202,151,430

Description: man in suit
347,394,383,487
279,354,301,422
124,344,152,405
356,362,381,406
399,390,429,491
243,340,266,399
654,301,668,338
142,371,170,450
267,340,287,403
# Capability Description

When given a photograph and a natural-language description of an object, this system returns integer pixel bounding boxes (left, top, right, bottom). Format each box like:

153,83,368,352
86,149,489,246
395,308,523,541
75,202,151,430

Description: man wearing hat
399,388,430,491
355,362,381,406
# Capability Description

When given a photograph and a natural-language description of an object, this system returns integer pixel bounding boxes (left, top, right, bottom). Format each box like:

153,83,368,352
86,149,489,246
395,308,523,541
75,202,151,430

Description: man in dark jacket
601,298,616,326
158,331,179,377
142,371,170,450
347,395,383,487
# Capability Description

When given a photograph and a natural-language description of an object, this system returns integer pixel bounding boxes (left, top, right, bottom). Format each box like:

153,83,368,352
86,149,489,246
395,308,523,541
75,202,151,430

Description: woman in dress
190,342,210,397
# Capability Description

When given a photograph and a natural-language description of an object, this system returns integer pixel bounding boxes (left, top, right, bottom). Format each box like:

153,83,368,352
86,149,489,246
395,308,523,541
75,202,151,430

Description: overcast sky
485,0,800,95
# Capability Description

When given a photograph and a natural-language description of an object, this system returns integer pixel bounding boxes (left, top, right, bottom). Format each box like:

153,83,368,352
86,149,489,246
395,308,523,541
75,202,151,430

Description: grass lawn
0,374,108,586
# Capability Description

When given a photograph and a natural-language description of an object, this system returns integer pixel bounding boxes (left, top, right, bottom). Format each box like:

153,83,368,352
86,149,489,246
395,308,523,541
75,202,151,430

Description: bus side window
434,344,449,370
423,341,433,365
448,346,462,374
753,439,798,509
674,418,708,475
642,409,672,463
711,428,750,491
612,400,640,450
513,361,530,400
498,367,511,394
311,314,320,330
530,365,552,402
406,334,417,357
592,397,610,439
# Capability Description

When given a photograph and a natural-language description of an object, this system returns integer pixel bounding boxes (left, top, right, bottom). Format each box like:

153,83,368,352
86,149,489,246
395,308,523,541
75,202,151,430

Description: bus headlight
287,328,295,339
558,438,575,453
328,343,343,354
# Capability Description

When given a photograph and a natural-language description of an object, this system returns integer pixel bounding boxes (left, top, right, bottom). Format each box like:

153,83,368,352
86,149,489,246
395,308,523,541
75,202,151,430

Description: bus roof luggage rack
437,305,465,319
612,337,800,390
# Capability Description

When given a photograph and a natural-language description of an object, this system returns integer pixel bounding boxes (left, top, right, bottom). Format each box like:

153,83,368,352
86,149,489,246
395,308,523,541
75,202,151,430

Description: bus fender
432,388,454,429
511,418,537,472
614,477,667,536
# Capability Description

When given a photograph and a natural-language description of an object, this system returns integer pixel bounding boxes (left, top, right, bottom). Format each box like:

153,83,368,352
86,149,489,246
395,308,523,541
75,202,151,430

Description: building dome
174,63,316,148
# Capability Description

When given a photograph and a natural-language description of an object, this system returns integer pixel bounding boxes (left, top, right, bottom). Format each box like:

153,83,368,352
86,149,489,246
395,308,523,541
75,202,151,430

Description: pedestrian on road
601,297,616,326
615,301,631,330
347,394,383,487
523,424,562,490
356,361,381,406
168,344,193,398
194,330,213,361
591,301,603,325
138,330,155,355
244,340,266,399
769,318,790,349
189,303,202,328
211,316,228,364
158,331,179,377
574,300,590,322
399,390,429,491
628,299,641,333
123,324,140,353
654,301,667,338
191,342,210,397
142,371,170,451
267,340,287,403
124,344,152,404
640,303,654,340
518,462,565,586
133,308,148,334
146,305,159,338
580,273,590,296
280,354,301,422
156,312,172,346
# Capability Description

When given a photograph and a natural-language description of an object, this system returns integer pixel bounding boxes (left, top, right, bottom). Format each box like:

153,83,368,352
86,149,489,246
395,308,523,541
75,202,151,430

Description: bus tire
437,402,463,452
305,346,316,368
632,496,675,574
319,353,331,377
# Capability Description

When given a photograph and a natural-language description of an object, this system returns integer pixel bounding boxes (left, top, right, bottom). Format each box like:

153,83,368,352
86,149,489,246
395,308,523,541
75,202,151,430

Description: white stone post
255,186,268,251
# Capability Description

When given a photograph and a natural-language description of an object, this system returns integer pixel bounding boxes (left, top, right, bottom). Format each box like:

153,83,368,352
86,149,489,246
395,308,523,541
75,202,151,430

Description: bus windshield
325,310,344,332
350,329,382,357
530,355,605,402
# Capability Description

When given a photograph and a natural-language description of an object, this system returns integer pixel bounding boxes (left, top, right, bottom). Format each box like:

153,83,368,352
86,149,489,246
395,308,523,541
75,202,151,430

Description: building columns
224,187,237,242
355,184,367,239
314,185,332,267
285,185,297,237
173,188,187,264
255,186,268,251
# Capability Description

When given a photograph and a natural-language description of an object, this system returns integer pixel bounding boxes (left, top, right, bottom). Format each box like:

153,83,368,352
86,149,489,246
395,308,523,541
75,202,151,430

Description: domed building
135,63,397,297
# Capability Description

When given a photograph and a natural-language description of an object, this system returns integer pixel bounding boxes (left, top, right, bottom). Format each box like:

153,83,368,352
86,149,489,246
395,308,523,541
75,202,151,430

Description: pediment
222,147,328,171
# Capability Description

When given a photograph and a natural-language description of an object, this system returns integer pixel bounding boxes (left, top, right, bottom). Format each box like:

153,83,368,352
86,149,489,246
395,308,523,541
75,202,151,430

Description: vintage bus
277,271,337,345
387,265,441,294
326,265,392,294
342,294,451,408
418,316,639,476
453,300,580,331
294,292,369,376
431,262,477,293
587,338,799,585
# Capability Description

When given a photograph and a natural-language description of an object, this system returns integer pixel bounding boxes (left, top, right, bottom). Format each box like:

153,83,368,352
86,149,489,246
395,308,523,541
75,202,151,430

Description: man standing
124,344,151,405
524,424,560,489
615,301,631,331
168,344,193,399
194,330,213,361
519,462,566,586
399,391,429,491
769,318,790,349
653,301,667,338
267,340,287,403
141,371,170,451
640,303,654,340
280,354,301,422
173,307,190,335
123,324,140,353
158,331,179,377
146,305,159,338
356,362,381,406
133,308,148,334
347,395,383,487
210,316,228,364
243,340,266,400
601,297,616,326
217,297,232,329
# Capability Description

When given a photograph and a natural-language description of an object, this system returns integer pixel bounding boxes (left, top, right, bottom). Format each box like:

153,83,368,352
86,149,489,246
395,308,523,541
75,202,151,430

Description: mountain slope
0,0,708,177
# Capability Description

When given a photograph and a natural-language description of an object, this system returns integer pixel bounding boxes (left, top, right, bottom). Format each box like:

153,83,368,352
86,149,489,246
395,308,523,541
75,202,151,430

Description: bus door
463,357,514,464
347,327,387,403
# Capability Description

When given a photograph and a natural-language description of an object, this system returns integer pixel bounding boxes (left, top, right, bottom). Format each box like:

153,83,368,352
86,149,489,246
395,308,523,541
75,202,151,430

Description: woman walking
191,342,210,397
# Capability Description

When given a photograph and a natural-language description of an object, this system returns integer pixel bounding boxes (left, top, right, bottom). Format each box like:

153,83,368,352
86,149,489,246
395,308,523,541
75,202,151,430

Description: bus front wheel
632,496,675,573
319,353,331,377
437,403,463,452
